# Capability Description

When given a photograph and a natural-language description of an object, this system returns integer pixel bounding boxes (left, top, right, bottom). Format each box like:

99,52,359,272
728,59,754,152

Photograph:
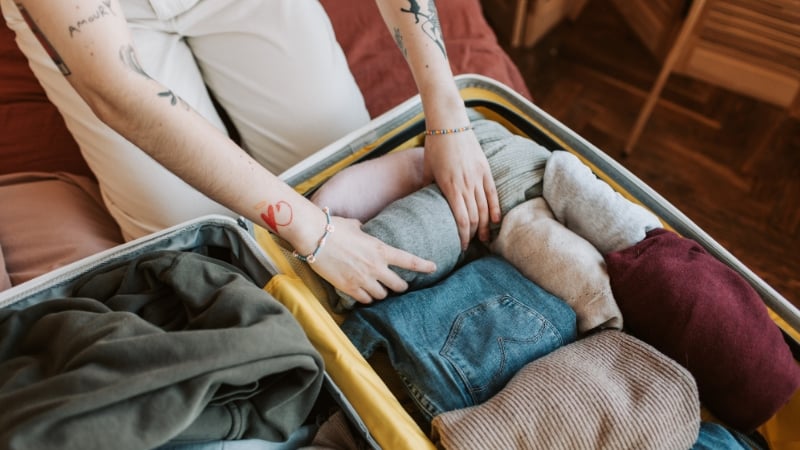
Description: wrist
291,206,334,264
425,125,472,136
419,87,470,131
271,201,328,256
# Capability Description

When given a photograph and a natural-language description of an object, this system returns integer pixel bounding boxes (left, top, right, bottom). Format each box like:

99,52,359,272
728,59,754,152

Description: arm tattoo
68,0,116,37
119,44,151,79
120,45,189,109
399,0,446,58
157,89,190,109
393,27,408,58
17,4,71,75
158,90,179,106
254,200,294,233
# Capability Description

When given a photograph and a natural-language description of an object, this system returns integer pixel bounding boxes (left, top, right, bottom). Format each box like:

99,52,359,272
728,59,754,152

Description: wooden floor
496,0,800,309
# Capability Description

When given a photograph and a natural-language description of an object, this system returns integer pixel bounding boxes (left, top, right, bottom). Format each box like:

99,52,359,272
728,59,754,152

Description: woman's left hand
424,129,501,249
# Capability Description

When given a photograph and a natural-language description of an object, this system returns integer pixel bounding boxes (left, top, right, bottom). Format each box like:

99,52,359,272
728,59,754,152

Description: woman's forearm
16,0,328,252
374,0,470,129
91,69,328,252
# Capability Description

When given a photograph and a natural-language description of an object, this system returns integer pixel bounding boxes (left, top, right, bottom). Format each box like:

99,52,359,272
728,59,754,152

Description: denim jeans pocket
440,294,568,405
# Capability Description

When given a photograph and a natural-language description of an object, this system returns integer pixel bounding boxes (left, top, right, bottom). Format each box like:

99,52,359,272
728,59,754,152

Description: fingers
361,278,388,301
451,176,498,248
451,196,472,250
462,167,500,245
325,233,436,305
442,177,478,249
386,244,437,274
347,288,373,305
475,182,490,243
342,252,433,305
336,273,390,306
482,173,501,241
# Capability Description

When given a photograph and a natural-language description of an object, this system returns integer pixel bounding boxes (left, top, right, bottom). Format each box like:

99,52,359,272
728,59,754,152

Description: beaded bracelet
292,206,334,264
424,125,473,136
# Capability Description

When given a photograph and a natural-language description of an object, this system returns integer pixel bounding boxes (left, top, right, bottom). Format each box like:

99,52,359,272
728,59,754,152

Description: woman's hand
310,216,436,304
424,130,501,249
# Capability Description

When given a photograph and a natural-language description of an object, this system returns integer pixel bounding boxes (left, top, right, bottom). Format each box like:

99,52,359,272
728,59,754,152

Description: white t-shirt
146,0,200,20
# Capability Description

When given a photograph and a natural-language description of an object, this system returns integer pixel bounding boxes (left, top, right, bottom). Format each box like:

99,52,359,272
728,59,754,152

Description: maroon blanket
321,0,531,117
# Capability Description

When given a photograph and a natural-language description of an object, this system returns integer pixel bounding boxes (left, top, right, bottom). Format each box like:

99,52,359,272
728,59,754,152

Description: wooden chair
624,0,708,154
624,0,800,154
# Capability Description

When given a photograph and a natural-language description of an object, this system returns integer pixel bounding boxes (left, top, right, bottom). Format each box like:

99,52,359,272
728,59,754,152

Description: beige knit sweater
431,330,700,450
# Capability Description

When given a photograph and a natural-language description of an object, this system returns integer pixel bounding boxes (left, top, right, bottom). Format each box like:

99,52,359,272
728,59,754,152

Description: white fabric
1,0,370,240
146,0,199,20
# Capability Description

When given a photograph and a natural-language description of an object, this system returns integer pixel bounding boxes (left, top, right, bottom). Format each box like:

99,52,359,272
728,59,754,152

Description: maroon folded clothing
604,228,800,431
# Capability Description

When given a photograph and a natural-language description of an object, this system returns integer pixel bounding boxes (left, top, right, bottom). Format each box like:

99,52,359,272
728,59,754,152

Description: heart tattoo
260,200,293,232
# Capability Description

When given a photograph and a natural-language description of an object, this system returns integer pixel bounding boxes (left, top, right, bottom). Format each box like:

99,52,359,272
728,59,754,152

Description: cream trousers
1,0,370,239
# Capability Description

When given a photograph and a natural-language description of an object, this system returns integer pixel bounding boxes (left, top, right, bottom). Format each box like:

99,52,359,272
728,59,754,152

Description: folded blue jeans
341,256,577,422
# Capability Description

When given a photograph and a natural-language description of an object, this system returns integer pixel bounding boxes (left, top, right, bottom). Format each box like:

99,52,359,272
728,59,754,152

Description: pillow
604,228,800,431
0,172,123,286
0,19,91,178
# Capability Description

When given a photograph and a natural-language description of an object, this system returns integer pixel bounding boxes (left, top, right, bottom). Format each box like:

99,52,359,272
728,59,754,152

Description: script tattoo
254,200,294,233
400,0,446,57
68,0,116,37
393,27,408,58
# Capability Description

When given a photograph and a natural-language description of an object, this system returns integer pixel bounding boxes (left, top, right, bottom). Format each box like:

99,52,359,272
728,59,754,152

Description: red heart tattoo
260,201,293,232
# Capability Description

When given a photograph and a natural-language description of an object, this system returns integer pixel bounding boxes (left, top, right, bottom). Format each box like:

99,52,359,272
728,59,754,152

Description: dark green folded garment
0,250,324,450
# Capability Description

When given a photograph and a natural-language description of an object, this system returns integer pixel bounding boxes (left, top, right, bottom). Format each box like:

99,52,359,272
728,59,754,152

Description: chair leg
624,0,709,155
511,0,530,48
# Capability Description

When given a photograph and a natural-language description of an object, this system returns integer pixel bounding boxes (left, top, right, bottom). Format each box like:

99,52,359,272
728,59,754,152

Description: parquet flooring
498,0,800,309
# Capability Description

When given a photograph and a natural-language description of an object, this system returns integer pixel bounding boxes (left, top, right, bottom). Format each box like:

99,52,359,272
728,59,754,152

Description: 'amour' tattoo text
69,0,116,38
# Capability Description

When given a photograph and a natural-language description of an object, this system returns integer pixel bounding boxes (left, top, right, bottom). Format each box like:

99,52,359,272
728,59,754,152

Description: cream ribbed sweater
431,330,700,450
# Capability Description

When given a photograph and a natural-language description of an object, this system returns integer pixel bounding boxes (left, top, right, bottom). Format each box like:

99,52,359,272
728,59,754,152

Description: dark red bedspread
320,0,531,118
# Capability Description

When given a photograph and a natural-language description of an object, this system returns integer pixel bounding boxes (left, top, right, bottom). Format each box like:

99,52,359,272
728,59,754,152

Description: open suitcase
260,74,800,449
0,215,383,449
1,75,798,450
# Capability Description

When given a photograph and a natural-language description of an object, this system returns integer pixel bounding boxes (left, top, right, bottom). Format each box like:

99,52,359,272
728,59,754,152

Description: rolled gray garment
471,117,552,238
334,184,462,311
334,112,551,311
